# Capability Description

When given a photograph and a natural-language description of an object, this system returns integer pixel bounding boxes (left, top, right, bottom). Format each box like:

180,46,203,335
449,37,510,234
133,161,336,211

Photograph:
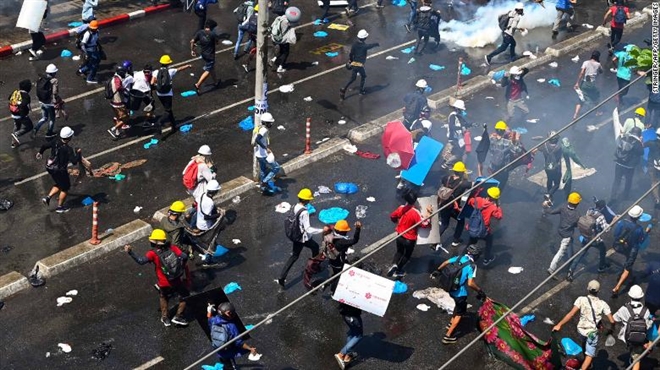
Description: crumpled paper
275,202,291,213
248,353,263,361
413,287,455,314
416,303,431,311
57,297,73,306
508,267,524,274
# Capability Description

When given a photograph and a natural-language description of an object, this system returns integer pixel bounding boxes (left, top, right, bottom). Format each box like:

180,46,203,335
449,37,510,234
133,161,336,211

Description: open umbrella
382,120,414,170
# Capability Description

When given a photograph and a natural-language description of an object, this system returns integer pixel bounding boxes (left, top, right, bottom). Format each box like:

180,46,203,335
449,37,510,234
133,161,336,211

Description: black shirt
349,41,379,64
440,175,471,206
339,302,362,317
193,29,219,61
39,140,79,171
9,90,31,118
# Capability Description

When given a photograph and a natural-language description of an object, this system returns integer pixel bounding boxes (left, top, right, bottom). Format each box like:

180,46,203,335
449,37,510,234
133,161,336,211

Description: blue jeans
570,238,607,272
580,332,599,358
487,33,517,61
80,50,100,81
341,315,363,355
407,0,417,26
257,156,280,184
35,103,56,135
234,27,253,56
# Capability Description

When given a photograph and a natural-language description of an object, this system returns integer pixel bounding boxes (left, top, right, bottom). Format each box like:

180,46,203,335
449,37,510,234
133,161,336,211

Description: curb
0,4,171,58
0,272,30,300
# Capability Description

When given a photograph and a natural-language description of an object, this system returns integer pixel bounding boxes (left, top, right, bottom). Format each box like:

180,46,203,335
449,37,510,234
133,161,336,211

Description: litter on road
343,144,357,153
338,119,347,125
429,64,445,71
549,62,558,68
543,317,555,325
275,202,291,213
407,57,416,64
179,124,193,132
221,40,233,45
318,207,350,224
413,287,455,313
327,23,350,31
303,96,313,102
248,353,263,361
72,55,81,61
82,197,94,206
279,84,295,93
393,281,408,294
223,282,242,294
56,297,73,306
180,90,197,97
571,55,580,63
334,182,359,194
346,248,355,254
508,267,524,274
133,206,142,213
460,63,471,76
57,343,72,353
548,78,561,87
239,116,254,131
366,196,375,202
232,239,241,245
325,51,339,57
520,314,535,326
385,55,399,60
65,290,78,296
313,31,328,37
276,125,286,131
317,185,332,194
582,23,594,29
401,46,415,54
526,118,540,123
416,304,431,311
214,245,229,257
60,50,72,58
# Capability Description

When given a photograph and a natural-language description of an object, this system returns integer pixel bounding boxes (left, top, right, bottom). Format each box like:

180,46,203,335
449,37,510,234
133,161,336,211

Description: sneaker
11,142,17,149
171,316,189,326
334,354,347,370
404,24,411,33
566,271,574,282
28,49,38,58
276,66,286,73
76,69,85,77
597,263,611,273
442,335,457,344
359,89,367,95
431,243,442,252
339,88,346,100
86,80,98,84
393,271,406,278
386,264,398,277
482,256,496,266
55,206,70,213
610,68,618,73
242,64,249,73
547,268,555,275
11,133,20,146
107,129,118,138
450,241,461,248
275,278,285,288
41,196,51,206
161,316,172,327
484,55,491,66
376,4,384,8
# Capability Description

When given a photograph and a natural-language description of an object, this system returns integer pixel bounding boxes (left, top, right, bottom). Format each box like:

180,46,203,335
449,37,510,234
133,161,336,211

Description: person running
612,45,636,107
387,192,432,278
77,20,101,84
551,0,576,38
124,229,190,327
324,220,362,294
412,5,432,55
573,50,603,120
602,0,630,53
34,64,60,138
335,300,363,369
252,112,281,194
467,187,503,266
207,302,258,368
545,192,581,275
537,131,563,206
611,127,643,202
152,55,192,135
107,66,129,139
36,126,81,213
485,2,526,65
270,12,295,73
239,6,259,73
501,66,530,125
233,0,255,59
277,188,323,288
183,145,216,202
567,199,613,281
430,244,487,344
404,0,418,33
128,64,155,122
611,205,649,298
340,29,379,100
436,161,471,251
8,79,33,149
403,79,430,127
553,280,616,370
27,1,49,61
488,121,523,190
191,19,222,94
613,285,654,370
444,99,469,164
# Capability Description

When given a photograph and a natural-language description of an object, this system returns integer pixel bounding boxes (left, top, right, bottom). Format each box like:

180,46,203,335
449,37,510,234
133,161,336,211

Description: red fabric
391,205,431,240
509,80,523,100
468,197,502,233
145,245,190,288
610,6,629,28
463,131,472,153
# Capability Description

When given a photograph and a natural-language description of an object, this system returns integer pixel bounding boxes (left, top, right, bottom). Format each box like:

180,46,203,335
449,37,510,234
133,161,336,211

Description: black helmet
466,244,482,256
116,65,127,77
548,131,559,144
630,127,642,138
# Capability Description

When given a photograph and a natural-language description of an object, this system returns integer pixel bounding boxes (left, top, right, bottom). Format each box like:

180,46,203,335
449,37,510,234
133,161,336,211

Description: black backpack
416,11,432,31
577,213,598,239
438,258,472,292
104,76,118,100
467,201,489,239
36,77,52,103
498,12,511,31
156,67,173,94
624,304,649,345
613,220,639,253
233,2,250,22
156,248,184,281
284,207,306,242
615,135,637,163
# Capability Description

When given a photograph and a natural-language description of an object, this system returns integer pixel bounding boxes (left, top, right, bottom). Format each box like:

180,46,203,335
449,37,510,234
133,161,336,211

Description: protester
270,12,296,73
613,285,654,370
436,161,471,251
183,145,217,201
161,201,193,256
196,179,223,232
152,55,192,135
191,19,222,95
444,99,469,164
125,229,190,327
403,79,430,128
335,300,363,369
239,6,259,73
537,132,563,205
82,0,98,23
77,20,102,84
611,205,649,298
208,302,258,368
553,280,616,370
602,0,630,53
324,220,362,294
340,29,379,100
544,192,581,275
621,107,645,136
573,51,603,120
233,0,255,59
128,64,155,122
485,2,526,64
36,127,81,213
467,187,503,266
567,199,612,281
558,137,586,201
404,0,418,33
8,79,33,149
27,1,49,61
107,66,129,139
551,0,576,37
612,45,636,107
641,260,660,316
34,64,60,138
610,127,643,202
413,6,432,55
252,113,281,194
501,66,530,125
387,192,432,278
488,121,523,190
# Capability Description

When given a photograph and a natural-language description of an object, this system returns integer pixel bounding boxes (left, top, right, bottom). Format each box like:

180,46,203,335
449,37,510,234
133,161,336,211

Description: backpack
156,67,172,94
615,135,636,163
467,200,489,239
577,213,598,238
233,2,250,22
438,258,472,292
613,220,639,253
270,16,288,44
284,207,306,242
322,233,340,260
624,304,649,345
244,15,258,34
303,254,326,290
8,90,22,115
36,77,52,103
403,93,424,121
613,6,627,25
210,322,231,348
416,11,432,31
271,0,287,15
498,12,511,31
156,248,184,281
104,76,118,100
437,178,455,202
182,160,200,191
75,28,89,50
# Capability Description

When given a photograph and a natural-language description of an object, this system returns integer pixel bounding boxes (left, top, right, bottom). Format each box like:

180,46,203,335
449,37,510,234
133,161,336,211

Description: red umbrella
382,120,414,170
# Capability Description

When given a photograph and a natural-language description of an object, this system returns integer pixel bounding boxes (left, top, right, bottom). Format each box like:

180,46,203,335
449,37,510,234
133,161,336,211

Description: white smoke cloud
439,1,556,48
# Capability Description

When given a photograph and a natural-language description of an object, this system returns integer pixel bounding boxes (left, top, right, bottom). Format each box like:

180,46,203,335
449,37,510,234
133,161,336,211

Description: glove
476,290,487,301
207,303,216,314
430,270,441,279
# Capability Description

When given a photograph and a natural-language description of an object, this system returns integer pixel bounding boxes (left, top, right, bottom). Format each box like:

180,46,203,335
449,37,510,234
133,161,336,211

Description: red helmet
565,358,581,370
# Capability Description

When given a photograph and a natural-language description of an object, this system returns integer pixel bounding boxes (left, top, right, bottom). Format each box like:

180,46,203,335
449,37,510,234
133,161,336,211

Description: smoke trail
439,0,556,48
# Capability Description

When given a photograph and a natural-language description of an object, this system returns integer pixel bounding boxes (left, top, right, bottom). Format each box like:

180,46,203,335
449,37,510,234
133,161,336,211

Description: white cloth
196,194,216,231
153,68,177,97
613,301,653,343
504,11,522,37
122,75,134,90
131,71,152,93
253,126,269,158
574,295,612,337
191,160,216,202
293,203,322,242
581,60,602,81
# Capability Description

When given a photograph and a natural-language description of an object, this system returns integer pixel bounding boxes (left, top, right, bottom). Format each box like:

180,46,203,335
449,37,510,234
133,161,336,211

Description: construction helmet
628,205,643,218
45,64,58,74
334,220,351,232
635,107,646,117
487,187,500,200
495,121,508,130
59,126,74,139
628,284,644,299
297,188,314,201
149,229,168,241
567,192,582,204
89,20,99,30
207,180,221,192
159,54,173,65
169,201,186,214
357,29,369,39
466,244,482,256
198,145,212,156
514,2,524,10
452,161,467,173
416,79,428,89
261,112,275,122
253,4,259,11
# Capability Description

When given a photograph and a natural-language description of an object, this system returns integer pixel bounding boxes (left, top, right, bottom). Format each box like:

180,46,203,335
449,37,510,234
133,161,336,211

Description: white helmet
416,79,428,88
451,99,466,110
198,145,212,156
261,112,275,123
421,120,432,129
46,64,58,74
628,285,644,300
509,66,522,75
419,5,431,11
515,2,524,9
59,126,74,139
628,205,643,218
357,29,369,39
207,180,221,192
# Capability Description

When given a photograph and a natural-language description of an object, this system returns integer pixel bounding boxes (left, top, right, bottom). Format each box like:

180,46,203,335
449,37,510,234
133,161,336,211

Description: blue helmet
121,60,133,73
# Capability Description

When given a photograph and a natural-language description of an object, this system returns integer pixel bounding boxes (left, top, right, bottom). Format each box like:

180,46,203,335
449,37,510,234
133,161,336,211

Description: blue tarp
334,182,359,194
238,116,254,131
401,136,443,186
318,207,350,224
393,281,408,294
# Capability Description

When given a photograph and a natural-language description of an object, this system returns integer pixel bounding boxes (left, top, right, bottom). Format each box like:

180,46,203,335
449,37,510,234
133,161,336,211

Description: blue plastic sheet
548,78,561,87
334,182,359,194
245,324,255,330
513,127,528,134
306,203,316,215
492,70,506,82
60,49,73,58
238,116,254,131
109,174,126,181
202,363,224,370
318,207,350,224
223,282,242,294
401,46,415,54
561,337,583,356
179,124,193,132
143,138,159,149
460,63,471,76
520,314,535,326
247,105,255,111
181,90,197,97
81,197,94,206
214,245,229,257
313,19,322,25
392,0,407,6
393,281,408,294
429,64,445,71
314,31,328,38
325,51,339,57
68,21,84,27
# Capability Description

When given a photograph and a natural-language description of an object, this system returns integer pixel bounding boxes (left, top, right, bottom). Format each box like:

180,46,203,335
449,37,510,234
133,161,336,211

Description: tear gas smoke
439,0,556,48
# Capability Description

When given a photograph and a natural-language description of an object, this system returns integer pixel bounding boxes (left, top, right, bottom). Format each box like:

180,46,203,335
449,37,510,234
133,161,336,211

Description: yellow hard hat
452,161,467,173
334,220,351,232
297,188,314,201
487,187,500,200
495,121,508,130
169,201,186,214
254,4,259,11
149,229,168,241
159,55,173,65
635,107,646,117
567,192,582,204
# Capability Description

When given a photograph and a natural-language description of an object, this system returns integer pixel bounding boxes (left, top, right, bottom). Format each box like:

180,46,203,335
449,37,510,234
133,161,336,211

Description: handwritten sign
332,265,395,317
417,195,439,245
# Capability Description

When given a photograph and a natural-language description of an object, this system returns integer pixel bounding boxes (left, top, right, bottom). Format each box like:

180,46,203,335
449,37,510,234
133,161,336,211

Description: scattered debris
143,138,159,149
232,196,241,204
520,314,535,326
312,61,319,66
526,118,539,123
605,334,616,347
221,40,233,46
548,78,561,87
81,196,94,206
437,244,449,254
474,136,482,141
133,206,142,214
416,303,431,311
561,337,582,356
275,202,291,213
60,49,73,58
91,342,113,360
279,84,294,93
549,62,558,68
581,23,594,29
303,96,312,102
72,55,81,61
153,38,165,43
413,287,455,313
317,186,332,194
319,207,350,224
276,125,286,131
245,324,255,330
247,105,255,111
57,297,73,307
366,197,375,202
16,51,22,55
485,96,495,100
179,124,193,133
513,127,528,134
571,55,580,63
180,90,197,97
543,317,555,325
401,46,415,54
393,281,408,294
313,31,328,38
385,55,399,60
429,64,445,71
355,205,367,219
460,63,471,76
45,352,50,357
536,78,546,83
334,182,359,194
248,353,263,361
522,51,537,59
238,116,254,131
327,23,350,31
408,57,416,64
232,239,241,245
66,290,78,296
325,51,339,57
68,21,83,27
338,119,347,125
346,248,355,255
223,282,242,294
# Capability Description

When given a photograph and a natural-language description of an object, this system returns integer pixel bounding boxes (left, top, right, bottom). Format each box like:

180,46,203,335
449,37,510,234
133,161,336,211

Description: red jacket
390,204,431,241
145,245,191,288
467,196,502,233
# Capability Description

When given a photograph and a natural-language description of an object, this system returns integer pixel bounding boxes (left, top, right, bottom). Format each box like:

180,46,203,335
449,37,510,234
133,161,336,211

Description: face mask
460,110,467,117
514,75,521,80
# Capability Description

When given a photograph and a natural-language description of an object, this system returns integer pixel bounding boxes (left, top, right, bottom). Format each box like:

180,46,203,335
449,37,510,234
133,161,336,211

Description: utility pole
253,0,270,181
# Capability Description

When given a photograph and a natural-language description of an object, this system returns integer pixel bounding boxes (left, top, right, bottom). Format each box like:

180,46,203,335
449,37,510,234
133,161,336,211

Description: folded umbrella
382,120,414,170
476,125,490,164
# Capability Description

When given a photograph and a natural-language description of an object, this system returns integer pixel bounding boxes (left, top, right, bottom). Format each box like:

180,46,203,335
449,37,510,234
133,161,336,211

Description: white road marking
133,356,164,370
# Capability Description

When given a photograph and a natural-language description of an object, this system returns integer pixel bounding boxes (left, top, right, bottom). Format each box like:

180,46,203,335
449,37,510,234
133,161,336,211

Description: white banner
332,265,395,317
417,195,439,245
17,0,47,33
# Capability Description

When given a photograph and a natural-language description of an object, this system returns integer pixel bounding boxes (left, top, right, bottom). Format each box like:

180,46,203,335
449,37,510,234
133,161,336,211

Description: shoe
386,264,398,277
11,142,17,149
11,133,20,146
107,129,118,138
276,66,286,73
76,69,85,77
442,335,457,344
86,80,98,84
161,316,172,327
566,271,574,282
551,30,558,37
28,49,38,58
610,68,618,73
484,55,491,66
41,196,51,206
597,263,611,273
334,354,346,370
339,88,346,100
55,206,70,213
431,243,442,251
450,241,461,248
404,24,411,33
482,256,495,266
376,4,384,8
275,278,285,288
242,64,249,73
393,271,406,278
359,89,367,95
194,84,201,95
547,268,555,275
171,316,189,326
